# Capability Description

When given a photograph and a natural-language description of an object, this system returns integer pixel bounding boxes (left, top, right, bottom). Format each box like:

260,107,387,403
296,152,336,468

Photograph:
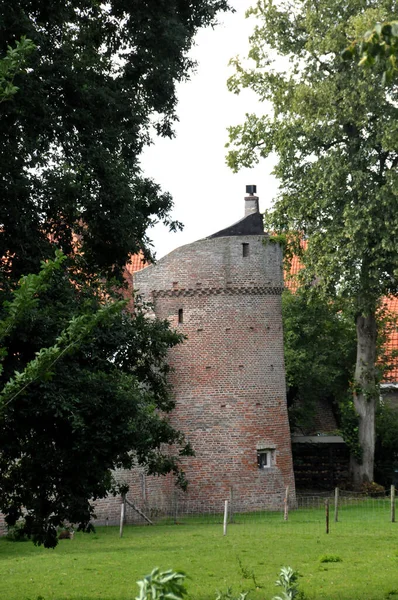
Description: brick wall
109,232,296,514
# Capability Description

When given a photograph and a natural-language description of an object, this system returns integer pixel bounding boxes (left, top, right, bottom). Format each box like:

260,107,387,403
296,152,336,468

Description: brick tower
132,189,295,510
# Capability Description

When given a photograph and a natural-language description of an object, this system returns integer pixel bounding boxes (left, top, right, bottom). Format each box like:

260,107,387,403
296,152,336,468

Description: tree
0,0,230,545
0,254,192,548
226,0,398,485
282,288,356,434
0,0,230,283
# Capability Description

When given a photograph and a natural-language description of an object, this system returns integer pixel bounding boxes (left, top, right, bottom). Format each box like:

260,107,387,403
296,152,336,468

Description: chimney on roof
245,185,259,217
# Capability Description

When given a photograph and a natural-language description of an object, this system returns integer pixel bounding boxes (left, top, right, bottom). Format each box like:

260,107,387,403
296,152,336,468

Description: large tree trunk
351,312,378,487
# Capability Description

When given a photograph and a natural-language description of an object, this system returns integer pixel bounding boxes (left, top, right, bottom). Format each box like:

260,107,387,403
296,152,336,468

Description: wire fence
114,487,397,535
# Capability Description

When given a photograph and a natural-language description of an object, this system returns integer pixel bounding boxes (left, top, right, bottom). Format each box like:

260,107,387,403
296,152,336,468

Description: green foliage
273,567,302,600
227,0,398,313
339,398,362,462
0,265,126,412
266,234,288,248
0,250,66,353
0,0,231,548
319,554,342,563
227,0,398,483
0,0,230,282
135,568,187,600
0,36,35,102
236,556,260,589
343,20,398,83
282,288,356,433
0,257,192,548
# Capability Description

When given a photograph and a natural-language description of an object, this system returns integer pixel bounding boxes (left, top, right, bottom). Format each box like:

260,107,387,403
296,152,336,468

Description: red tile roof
125,253,147,275
381,296,398,382
285,253,304,291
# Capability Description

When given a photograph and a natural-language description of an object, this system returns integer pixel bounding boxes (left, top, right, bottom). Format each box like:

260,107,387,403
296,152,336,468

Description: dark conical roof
207,212,265,239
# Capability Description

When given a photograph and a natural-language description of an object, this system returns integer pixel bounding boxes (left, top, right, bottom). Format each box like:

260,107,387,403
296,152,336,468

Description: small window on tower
257,449,272,469
242,243,250,257
178,308,183,324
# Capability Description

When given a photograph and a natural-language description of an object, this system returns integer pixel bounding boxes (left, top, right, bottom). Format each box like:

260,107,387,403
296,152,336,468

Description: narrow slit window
178,308,183,324
242,243,250,257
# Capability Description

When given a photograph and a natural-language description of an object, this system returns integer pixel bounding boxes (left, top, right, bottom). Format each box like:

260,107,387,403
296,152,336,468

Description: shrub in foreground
135,567,302,600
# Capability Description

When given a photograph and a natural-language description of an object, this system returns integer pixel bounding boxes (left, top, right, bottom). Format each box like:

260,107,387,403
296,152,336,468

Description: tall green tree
0,0,230,545
227,0,398,485
0,255,192,548
0,0,230,283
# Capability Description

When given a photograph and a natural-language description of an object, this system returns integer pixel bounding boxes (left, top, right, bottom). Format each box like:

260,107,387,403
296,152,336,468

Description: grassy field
1,505,398,600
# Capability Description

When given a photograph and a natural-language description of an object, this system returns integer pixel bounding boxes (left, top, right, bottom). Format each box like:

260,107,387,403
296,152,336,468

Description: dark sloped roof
207,212,265,238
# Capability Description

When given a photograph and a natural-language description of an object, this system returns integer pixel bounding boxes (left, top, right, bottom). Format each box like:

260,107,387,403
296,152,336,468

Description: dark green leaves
0,0,230,281
0,260,188,547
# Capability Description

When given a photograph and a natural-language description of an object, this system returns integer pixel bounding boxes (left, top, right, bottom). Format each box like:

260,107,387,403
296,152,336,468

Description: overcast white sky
140,0,277,259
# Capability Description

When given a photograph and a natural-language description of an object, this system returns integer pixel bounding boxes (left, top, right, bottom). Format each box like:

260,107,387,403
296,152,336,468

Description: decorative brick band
152,286,284,298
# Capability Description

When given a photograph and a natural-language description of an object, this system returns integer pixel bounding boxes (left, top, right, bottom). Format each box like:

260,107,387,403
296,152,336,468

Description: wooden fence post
174,488,178,525
391,485,396,523
325,498,329,534
284,486,289,521
119,496,126,538
223,500,228,536
334,487,339,523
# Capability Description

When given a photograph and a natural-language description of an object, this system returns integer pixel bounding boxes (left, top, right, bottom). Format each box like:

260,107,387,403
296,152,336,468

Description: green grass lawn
1,505,398,600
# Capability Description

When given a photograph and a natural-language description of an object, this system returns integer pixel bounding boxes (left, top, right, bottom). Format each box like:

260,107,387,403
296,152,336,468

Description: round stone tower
133,190,296,511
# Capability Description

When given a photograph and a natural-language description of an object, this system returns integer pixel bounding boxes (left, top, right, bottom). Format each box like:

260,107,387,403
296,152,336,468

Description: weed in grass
215,587,249,600
385,591,398,598
236,556,261,588
319,554,342,563
273,566,303,600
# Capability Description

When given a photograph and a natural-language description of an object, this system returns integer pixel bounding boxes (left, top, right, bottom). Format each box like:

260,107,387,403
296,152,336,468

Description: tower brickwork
128,197,296,510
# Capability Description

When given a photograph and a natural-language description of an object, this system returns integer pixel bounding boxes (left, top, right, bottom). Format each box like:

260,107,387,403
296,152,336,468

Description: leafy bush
135,566,301,600
273,567,302,600
319,554,342,563
135,568,187,600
